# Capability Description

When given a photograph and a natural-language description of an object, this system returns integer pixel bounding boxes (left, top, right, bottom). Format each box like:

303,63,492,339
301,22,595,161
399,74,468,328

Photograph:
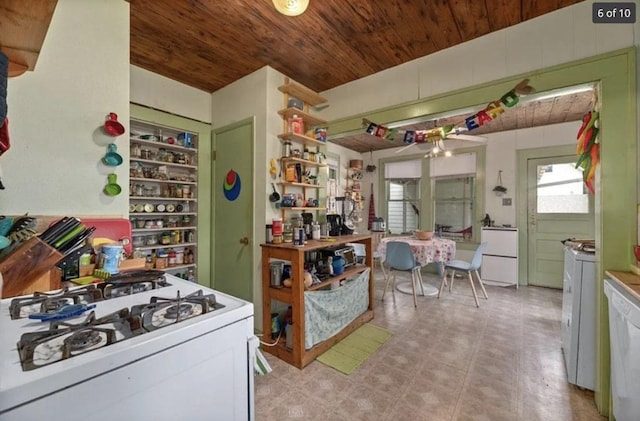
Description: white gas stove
0,272,256,421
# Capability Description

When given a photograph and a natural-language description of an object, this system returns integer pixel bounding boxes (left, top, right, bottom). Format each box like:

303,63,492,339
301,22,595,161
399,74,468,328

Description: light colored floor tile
255,271,605,421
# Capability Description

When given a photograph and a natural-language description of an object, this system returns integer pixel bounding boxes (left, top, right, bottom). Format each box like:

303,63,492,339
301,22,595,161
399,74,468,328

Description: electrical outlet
502,198,512,206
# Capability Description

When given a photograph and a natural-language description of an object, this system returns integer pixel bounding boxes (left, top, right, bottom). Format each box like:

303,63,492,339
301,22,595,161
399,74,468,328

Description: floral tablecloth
377,236,456,267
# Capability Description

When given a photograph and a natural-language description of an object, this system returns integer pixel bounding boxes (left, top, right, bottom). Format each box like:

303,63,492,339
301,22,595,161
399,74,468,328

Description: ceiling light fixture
273,0,309,16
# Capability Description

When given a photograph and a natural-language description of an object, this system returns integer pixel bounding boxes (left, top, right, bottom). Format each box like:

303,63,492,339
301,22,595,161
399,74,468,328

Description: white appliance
604,278,640,421
561,247,596,390
480,227,518,288
0,273,256,421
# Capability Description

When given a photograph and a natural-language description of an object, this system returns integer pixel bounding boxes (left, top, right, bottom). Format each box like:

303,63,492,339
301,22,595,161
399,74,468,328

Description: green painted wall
326,48,638,417
130,103,213,287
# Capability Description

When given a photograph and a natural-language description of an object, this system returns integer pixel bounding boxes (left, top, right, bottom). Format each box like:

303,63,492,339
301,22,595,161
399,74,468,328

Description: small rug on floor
316,324,392,375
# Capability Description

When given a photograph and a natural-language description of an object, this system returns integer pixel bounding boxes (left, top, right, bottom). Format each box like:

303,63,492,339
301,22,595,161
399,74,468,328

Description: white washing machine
604,278,640,421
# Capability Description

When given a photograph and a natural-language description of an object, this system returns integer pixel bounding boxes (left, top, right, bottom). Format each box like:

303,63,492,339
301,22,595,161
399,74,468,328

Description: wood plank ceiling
129,0,585,93
129,0,589,153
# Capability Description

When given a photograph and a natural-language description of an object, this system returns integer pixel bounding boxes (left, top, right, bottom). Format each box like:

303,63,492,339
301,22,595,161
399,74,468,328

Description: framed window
387,179,420,234
429,151,481,243
434,175,475,241
325,152,340,214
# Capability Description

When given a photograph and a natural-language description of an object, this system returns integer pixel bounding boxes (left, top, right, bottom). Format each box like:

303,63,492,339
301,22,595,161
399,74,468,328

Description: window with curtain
387,180,420,234
431,152,477,242
434,176,475,241
385,159,421,235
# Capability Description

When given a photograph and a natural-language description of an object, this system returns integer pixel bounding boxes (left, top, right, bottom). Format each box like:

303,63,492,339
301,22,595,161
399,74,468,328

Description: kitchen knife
53,224,86,249
41,217,81,246
39,217,71,243
58,226,96,255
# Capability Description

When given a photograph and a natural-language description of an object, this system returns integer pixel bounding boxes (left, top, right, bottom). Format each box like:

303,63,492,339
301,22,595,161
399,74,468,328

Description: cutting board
80,218,132,255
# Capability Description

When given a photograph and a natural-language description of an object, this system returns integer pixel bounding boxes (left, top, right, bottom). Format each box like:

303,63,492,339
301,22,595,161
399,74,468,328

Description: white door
526,156,594,288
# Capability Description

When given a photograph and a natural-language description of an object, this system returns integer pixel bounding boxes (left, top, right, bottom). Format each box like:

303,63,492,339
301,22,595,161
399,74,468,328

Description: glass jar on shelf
157,148,167,162
160,232,171,245
155,251,168,269
133,248,144,259
131,143,141,158
146,235,158,246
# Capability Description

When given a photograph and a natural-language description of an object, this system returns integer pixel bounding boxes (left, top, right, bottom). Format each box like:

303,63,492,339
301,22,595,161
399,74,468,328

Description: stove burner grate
8,271,171,319
17,308,139,371
9,285,103,320
131,289,225,332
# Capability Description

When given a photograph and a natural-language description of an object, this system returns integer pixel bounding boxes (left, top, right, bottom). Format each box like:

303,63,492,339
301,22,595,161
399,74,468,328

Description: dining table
376,235,457,296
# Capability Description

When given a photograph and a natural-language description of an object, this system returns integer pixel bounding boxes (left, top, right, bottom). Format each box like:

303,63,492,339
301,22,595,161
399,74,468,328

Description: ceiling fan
394,127,487,154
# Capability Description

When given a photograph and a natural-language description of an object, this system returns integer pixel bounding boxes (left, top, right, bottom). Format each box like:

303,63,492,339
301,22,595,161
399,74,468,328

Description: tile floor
255,271,605,421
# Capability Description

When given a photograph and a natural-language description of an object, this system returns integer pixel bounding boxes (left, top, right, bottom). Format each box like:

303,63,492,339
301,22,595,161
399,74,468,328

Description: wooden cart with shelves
260,234,374,369
129,119,199,279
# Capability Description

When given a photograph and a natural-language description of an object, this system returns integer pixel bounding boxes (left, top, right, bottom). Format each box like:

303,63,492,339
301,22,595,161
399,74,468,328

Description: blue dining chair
382,241,424,307
438,242,489,307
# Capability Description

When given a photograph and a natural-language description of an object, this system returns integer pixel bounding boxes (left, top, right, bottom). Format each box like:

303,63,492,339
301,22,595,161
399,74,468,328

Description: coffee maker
327,214,342,236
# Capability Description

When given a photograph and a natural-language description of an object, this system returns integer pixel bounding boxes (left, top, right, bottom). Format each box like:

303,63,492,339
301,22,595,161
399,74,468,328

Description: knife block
0,237,64,298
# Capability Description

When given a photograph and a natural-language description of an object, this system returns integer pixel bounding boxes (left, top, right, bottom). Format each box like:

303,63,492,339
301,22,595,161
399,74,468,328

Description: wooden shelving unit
277,78,329,222
261,234,374,369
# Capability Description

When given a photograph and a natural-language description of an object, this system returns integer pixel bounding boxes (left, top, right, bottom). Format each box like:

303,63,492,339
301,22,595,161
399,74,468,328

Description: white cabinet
480,227,518,288
562,247,596,390
604,275,640,421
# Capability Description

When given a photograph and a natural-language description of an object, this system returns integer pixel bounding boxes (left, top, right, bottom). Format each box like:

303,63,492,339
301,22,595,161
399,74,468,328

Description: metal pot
371,217,386,232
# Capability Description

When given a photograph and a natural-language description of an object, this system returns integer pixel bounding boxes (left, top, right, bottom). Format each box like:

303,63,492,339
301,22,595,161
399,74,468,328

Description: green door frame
325,48,638,417
130,103,213,286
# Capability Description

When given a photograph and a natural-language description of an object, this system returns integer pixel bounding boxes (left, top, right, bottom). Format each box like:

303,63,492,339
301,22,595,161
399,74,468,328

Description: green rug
316,324,392,375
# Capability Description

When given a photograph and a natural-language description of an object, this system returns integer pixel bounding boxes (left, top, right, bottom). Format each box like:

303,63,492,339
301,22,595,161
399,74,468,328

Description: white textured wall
484,121,580,226
1,0,130,216
130,65,212,123
210,66,271,329
318,0,636,121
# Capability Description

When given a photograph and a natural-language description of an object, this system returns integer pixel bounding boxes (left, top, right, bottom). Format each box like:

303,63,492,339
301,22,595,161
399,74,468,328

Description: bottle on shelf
168,249,177,267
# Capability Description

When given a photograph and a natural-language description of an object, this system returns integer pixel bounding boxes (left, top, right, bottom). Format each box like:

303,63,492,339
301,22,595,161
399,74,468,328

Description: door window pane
536,163,588,213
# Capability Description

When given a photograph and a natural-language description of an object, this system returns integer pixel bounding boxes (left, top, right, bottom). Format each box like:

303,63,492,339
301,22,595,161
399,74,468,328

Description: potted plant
493,170,507,196
493,185,507,196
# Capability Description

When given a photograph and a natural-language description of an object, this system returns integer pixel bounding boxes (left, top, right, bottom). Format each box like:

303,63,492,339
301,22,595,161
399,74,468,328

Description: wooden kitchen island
261,234,374,369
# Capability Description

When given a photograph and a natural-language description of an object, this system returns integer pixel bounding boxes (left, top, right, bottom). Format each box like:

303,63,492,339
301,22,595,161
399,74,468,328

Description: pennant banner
362,79,535,145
